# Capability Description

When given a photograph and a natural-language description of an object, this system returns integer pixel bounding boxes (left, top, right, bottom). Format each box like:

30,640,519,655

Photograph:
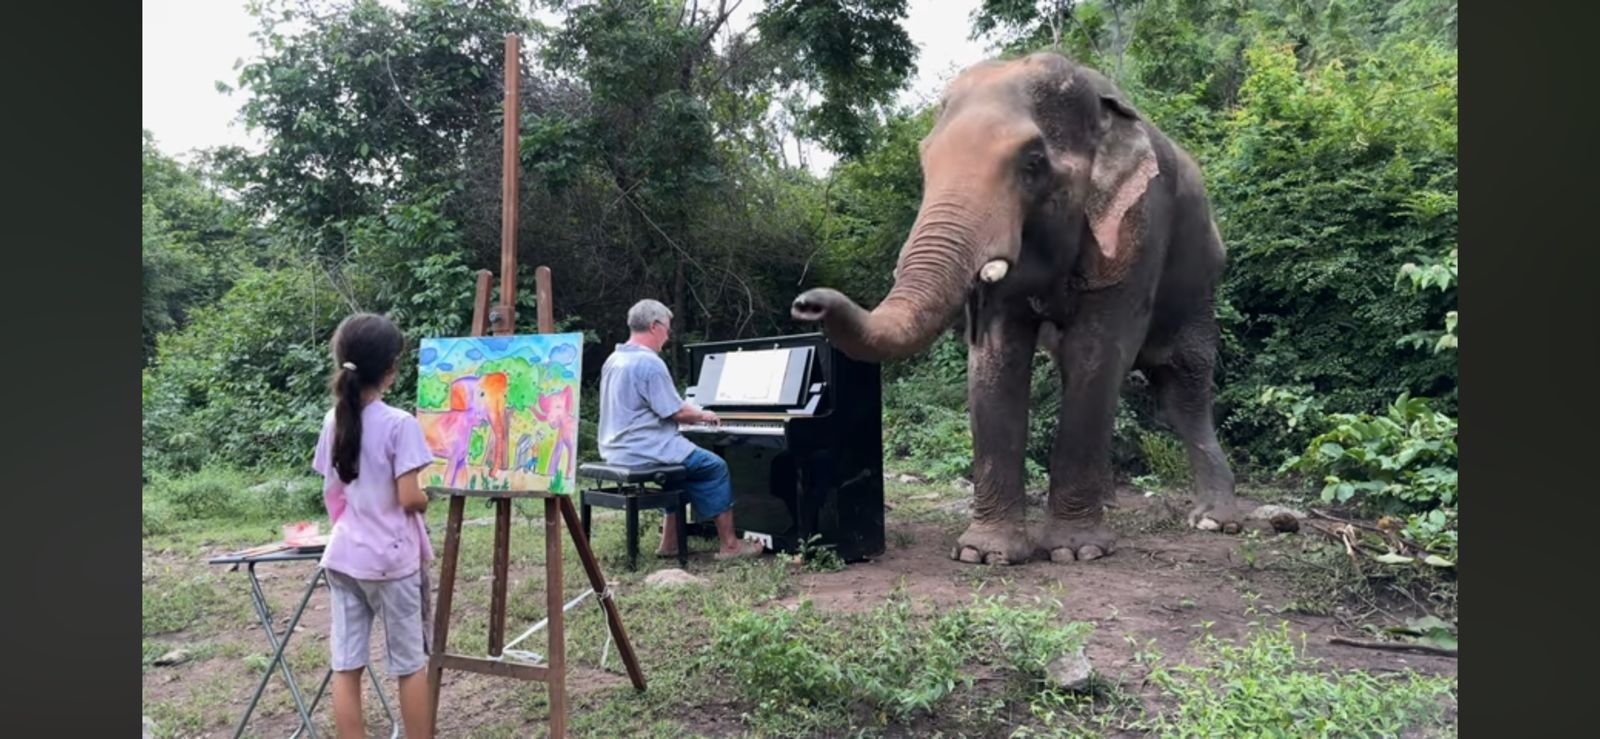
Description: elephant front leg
1038,331,1129,562
953,312,1039,566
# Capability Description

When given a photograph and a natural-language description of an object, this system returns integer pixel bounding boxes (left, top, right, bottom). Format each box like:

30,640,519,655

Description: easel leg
545,498,567,738
558,497,647,690
427,495,466,736
488,497,512,656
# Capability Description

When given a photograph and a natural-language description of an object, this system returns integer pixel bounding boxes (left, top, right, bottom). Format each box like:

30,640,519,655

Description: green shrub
142,497,176,537
146,466,324,524
151,467,255,520
1131,621,1457,737
1289,393,1457,513
1284,391,1457,560
1136,429,1191,489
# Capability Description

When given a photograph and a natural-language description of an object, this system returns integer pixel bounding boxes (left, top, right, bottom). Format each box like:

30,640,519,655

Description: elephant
791,52,1242,565
419,372,510,487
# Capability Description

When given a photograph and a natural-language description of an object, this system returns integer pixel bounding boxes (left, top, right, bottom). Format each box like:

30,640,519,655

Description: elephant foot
1188,499,1245,534
1033,519,1118,563
951,520,1035,566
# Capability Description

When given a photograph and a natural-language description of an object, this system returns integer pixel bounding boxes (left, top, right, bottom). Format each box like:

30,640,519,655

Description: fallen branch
1328,636,1457,658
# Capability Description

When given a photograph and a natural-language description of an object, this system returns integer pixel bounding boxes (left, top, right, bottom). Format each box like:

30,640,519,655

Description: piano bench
577,463,691,571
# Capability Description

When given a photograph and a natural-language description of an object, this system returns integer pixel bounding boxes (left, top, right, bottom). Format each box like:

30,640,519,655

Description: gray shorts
326,567,432,676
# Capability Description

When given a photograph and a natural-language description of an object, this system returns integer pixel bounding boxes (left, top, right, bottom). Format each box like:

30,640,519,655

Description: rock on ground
643,568,707,588
1046,647,1094,692
952,477,974,493
153,649,191,667
897,473,926,484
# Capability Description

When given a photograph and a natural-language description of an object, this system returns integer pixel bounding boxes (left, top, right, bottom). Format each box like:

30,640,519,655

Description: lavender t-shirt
311,400,436,581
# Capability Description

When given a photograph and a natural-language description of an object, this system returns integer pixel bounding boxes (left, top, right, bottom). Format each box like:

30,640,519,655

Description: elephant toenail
1050,547,1076,563
958,547,983,564
1196,517,1221,531
1078,545,1105,561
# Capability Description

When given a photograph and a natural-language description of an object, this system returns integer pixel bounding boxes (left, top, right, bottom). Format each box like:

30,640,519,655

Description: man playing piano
597,299,765,561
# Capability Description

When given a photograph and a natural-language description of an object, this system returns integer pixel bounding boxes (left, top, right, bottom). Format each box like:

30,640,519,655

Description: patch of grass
1137,430,1191,489
144,466,324,529
142,571,226,636
142,640,167,668
1013,679,1147,738
711,589,1095,736
1127,620,1457,737
145,678,237,738
143,496,176,537
1266,539,1457,623
889,528,917,548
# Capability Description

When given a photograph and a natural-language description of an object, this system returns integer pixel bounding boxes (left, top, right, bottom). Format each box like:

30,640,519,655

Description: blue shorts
674,448,733,522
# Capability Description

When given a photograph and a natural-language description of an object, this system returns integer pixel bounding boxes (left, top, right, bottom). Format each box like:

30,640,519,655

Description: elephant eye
1021,149,1049,181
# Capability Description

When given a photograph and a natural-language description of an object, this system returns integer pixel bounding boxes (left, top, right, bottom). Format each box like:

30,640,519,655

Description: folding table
209,548,398,739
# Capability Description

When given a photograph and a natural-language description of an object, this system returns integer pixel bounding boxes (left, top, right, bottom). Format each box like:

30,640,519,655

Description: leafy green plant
1287,393,1456,508
1137,430,1191,489
792,534,846,573
1131,621,1457,737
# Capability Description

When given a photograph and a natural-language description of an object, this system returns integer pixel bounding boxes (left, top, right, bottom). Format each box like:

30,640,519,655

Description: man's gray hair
626,299,673,333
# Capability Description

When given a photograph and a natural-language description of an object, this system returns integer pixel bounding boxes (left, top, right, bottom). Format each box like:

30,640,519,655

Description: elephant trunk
815,195,993,362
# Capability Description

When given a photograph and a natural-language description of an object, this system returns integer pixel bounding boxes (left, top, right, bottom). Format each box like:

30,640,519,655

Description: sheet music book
713,349,791,404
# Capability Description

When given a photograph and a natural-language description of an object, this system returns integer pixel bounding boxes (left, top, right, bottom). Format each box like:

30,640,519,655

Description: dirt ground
142,481,1456,738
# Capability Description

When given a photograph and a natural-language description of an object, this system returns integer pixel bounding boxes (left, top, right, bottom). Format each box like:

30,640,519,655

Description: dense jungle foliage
143,0,1456,553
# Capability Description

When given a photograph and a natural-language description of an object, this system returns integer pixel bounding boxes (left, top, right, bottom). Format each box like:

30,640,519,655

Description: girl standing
312,313,435,739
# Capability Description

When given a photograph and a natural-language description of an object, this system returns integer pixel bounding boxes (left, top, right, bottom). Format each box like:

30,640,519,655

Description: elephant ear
1081,94,1159,287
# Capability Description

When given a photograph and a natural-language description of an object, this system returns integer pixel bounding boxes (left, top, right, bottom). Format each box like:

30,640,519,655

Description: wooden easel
425,34,644,738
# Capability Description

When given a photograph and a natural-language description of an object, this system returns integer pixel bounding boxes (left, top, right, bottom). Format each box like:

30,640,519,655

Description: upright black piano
677,332,884,562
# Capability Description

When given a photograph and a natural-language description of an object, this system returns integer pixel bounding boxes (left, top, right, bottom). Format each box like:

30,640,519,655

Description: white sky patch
143,0,989,174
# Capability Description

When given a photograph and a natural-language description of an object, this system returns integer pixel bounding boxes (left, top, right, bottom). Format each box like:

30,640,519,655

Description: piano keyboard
679,419,787,436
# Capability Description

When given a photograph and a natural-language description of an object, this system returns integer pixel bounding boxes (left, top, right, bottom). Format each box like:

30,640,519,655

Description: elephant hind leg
1146,322,1242,533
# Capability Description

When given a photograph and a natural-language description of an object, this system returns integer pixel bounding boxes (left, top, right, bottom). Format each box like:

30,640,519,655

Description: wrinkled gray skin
792,53,1242,565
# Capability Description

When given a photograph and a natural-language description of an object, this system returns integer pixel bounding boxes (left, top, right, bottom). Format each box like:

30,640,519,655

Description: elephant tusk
979,259,1010,283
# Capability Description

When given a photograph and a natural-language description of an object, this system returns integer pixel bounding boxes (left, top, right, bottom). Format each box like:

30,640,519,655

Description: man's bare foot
714,540,763,561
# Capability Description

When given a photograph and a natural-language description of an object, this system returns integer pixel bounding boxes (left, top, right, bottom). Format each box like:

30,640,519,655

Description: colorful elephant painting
415,333,584,493
418,372,509,488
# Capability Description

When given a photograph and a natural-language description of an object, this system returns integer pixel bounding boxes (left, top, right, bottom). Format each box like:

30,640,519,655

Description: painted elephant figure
792,53,1242,565
419,372,510,487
